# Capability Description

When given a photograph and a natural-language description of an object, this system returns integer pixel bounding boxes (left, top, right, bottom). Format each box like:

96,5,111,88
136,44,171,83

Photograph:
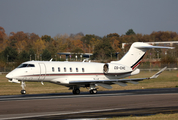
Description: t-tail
111,42,174,70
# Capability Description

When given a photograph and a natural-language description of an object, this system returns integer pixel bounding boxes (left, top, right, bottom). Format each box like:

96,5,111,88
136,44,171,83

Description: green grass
0,70,178,95
106,113,178,120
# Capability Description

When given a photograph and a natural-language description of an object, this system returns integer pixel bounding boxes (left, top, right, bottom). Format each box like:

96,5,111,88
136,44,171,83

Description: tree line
0,26,178,70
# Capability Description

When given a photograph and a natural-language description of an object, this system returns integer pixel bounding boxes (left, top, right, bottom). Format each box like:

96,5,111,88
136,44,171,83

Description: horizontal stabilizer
134,44,174,49
97,83,112,89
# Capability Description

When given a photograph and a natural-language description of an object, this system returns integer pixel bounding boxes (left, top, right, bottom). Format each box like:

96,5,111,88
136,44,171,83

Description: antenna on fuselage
50,58,53,62
83,58,89,62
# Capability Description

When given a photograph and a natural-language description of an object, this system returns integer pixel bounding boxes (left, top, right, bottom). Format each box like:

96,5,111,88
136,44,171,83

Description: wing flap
113,82,127,87
127,81,139,84
97,83,112,89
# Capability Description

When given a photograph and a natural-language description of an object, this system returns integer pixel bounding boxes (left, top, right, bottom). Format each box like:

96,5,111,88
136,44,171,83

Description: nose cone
6,73,13,79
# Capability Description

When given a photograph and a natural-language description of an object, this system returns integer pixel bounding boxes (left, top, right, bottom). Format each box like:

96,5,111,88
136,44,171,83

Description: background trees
0,27,6,43
126,29,136,35
0,26,177,70
2,47,18,62
42,49,51,61
92,37,115,60
81,34,101,53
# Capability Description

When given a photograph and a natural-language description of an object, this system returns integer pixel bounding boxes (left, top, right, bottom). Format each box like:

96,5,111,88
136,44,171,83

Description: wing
69,67,167,88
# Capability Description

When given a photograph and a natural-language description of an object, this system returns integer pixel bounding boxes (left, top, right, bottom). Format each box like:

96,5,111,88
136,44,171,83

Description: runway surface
0,88,178,120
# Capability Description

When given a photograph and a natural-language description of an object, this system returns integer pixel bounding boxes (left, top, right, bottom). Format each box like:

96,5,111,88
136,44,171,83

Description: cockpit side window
17,64,27,68
17,64,35,68
27,64,35,67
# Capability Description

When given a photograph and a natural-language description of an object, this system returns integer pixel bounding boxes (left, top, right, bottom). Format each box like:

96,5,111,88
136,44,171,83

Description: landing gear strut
21,81,26,94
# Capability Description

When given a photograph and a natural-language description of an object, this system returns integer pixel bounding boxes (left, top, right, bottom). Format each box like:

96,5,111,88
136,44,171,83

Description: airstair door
39,63,46,80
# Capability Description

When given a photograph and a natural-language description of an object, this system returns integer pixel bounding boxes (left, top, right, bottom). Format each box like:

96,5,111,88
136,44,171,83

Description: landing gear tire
21,90,26,94
21,81,26,94
73,89,80,95
89,89,97,94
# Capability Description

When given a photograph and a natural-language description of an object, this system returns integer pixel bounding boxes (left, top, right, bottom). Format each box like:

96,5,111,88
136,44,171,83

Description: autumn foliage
0,27,177,71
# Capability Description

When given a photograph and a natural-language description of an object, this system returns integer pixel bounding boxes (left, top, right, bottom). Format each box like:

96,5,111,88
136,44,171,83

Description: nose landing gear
21,81,26,94
21,89,26,94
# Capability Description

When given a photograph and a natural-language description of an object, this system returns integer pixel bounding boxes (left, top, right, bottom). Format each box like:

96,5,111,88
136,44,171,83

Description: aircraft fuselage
6,61,133,85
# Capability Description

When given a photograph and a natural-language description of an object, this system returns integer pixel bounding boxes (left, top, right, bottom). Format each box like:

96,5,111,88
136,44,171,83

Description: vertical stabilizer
111,42,174,70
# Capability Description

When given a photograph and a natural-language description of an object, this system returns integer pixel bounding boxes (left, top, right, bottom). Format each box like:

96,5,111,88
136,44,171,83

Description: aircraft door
39,63,46,80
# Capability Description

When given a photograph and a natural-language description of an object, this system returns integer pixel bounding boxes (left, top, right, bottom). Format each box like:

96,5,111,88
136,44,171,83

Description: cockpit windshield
17,64,35,68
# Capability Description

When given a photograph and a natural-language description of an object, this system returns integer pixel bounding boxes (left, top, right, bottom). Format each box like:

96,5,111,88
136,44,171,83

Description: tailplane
111,42,174,70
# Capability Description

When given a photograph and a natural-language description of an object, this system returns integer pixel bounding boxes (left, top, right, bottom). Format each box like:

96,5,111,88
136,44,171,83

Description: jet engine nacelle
103,63,132,75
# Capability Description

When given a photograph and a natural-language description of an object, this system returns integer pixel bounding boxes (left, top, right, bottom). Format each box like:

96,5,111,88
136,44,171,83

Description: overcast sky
1,0,178,37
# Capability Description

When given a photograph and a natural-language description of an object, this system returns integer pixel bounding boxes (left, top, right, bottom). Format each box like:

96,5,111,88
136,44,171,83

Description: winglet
150,67,167,79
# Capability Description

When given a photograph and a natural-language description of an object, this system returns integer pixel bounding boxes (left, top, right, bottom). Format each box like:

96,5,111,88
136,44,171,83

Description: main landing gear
21,81,26,94
89,84,97,94
72,88,97,94
72,84,98,95
72,87,80,94
89,89,97,94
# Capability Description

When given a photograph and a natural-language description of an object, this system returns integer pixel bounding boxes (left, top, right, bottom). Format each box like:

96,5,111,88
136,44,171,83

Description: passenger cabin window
70,68,72,72
17,64,35,68
64,67,66,72
58,67,60,72
76,68,78,72
82,68,85,72
52,67,54,72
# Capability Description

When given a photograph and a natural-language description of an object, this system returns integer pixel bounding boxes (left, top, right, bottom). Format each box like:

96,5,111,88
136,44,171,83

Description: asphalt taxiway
0,88,178,120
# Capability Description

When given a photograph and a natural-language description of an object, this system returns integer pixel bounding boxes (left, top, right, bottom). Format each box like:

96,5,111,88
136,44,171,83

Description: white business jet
6,42,173,94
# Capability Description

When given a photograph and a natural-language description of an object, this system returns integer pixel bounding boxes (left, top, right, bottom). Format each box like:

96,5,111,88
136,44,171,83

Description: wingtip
150,67,167,79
